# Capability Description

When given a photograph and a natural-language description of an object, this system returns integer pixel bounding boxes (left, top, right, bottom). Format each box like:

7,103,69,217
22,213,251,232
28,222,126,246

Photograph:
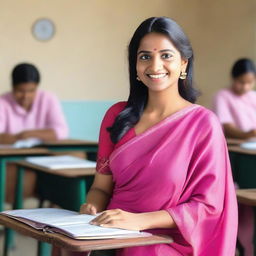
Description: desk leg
14,166,25,209
1,159,14,256
37,241,52,256
0,159,6,212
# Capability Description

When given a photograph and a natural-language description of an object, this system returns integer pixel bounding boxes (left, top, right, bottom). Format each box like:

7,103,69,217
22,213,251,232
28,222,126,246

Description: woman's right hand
80,203,97,215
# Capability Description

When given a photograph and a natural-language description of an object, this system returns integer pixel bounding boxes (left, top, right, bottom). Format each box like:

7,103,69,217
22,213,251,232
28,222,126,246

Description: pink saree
96,102,238,256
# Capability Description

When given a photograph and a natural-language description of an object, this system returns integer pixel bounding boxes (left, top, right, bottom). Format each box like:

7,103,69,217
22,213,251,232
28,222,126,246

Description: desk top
236,189,256,206
42,139,98,147
0,148,50,157
14,160,96,178
228,145,256,155
0,215,172,251
226,138,245,145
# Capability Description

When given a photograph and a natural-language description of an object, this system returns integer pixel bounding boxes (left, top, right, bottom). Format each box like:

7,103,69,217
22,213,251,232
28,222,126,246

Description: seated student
0,63,68,144
213,59,256,256
213,58,256,139
0,63,68,203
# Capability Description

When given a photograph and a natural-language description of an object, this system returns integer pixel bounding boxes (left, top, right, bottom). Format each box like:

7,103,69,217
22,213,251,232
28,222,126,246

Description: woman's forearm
18,129,57,141
223,123,255,139
0,133,18,144
138,210,176,230
86,187,111,212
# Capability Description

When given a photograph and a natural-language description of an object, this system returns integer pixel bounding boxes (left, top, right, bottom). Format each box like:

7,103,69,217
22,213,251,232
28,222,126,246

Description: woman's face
232,72,256,95
136,32,188,92
12,82,38,110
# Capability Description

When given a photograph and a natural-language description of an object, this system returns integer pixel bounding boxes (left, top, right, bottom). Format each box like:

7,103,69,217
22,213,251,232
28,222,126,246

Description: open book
25,155,96,169
1,208,149,240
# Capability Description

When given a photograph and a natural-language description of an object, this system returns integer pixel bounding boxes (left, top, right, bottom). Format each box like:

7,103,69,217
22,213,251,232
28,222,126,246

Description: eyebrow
137,49,175,55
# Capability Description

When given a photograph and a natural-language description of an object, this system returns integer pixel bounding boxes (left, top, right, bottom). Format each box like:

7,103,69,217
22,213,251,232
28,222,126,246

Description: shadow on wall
62,101,116,141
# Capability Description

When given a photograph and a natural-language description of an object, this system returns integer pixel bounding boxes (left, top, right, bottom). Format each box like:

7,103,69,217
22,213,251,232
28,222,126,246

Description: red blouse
96,102,135,174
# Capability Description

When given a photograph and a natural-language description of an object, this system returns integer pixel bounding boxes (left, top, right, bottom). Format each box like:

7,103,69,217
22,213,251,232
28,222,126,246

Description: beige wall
0,0,255,106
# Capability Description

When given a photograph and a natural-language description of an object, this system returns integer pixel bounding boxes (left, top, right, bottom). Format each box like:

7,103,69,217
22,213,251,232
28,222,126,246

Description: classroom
0,0,256,256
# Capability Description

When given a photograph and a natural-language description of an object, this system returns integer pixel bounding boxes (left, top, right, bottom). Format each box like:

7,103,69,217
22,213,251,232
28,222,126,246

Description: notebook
1,208,149,240
25,155,96,169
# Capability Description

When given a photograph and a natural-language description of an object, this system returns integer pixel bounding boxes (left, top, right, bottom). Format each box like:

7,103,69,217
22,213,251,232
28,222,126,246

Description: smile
147,73,168,79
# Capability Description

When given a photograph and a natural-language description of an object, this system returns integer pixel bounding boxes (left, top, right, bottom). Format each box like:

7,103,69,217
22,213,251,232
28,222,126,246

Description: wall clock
32,18,55,41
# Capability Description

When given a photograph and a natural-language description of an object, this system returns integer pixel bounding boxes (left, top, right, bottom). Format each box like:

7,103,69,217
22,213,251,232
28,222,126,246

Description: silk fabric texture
95,102,238,256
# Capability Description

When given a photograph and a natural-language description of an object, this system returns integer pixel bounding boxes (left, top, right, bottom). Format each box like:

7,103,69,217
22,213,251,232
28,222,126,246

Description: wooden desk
228,145,256,155
226,138,245,145
40,139,98,153
236,189,256,206
14,160,96,178
0,215,172,252
13,160,96,210
0,148,52,256
0,148,50,212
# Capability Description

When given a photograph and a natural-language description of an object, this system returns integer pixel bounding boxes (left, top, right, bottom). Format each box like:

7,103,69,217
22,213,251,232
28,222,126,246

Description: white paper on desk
25,155,96,169
0,138,42,149
240,142,256,150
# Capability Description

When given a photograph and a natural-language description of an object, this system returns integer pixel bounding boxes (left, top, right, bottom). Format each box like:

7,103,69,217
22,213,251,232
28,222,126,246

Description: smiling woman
61,17,238,256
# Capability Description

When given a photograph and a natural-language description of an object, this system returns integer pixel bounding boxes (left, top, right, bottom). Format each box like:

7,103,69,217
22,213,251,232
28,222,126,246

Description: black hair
12,63,40,87
231,58,256,79
108,17,199,144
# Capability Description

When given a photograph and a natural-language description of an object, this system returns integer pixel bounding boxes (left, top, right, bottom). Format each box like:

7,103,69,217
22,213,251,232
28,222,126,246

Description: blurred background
0,0,255,107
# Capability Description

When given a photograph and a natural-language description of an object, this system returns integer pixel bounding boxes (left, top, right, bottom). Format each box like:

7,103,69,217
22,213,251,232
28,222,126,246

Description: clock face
32,18,55,41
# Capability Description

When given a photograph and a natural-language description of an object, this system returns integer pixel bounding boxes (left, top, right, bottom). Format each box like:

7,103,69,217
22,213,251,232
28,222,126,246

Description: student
213,59,256,256
61,17,237,256
0,63,68,203
213,58,256,139
0,63,68,144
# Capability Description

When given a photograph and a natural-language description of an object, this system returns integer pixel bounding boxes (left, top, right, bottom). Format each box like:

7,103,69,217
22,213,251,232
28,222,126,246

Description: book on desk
1,208,150,240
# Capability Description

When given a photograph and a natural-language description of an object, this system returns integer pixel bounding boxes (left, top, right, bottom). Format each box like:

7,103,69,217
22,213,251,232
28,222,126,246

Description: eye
161,53,173,59
139,54,151,60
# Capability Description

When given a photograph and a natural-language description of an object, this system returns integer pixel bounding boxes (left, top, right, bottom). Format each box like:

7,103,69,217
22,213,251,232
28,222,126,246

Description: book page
25,155,96,169
2,208,79,226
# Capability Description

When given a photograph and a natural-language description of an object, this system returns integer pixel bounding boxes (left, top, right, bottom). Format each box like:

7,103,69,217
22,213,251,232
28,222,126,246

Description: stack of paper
26,155,96,169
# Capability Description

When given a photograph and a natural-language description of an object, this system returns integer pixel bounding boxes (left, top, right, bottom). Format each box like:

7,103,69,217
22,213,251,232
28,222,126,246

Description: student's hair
231,58,256,79
108,17,198,144
12,63,40,87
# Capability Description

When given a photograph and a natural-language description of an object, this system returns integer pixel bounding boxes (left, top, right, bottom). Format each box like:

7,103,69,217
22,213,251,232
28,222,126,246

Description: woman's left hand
89,209,145,231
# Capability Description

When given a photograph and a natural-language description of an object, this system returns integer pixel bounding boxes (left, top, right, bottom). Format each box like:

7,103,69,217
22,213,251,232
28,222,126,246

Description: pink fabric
97,102,238,256
0,90,68,139
213,88,256,131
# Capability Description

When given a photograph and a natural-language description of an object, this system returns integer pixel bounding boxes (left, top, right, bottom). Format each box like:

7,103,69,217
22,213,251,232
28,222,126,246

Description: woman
0,63,68,202
0,63,68,144
213,58,256,139
64,17,237,256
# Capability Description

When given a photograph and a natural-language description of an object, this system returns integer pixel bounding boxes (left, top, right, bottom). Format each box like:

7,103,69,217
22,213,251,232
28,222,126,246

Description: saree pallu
107,105,237,256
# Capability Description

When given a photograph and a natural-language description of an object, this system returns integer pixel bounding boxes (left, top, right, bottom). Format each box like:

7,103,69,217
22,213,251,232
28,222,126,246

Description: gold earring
179,71,187,80
136,76,141,81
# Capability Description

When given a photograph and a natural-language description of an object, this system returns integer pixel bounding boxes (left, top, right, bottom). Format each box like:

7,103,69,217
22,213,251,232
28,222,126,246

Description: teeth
148,74,167,79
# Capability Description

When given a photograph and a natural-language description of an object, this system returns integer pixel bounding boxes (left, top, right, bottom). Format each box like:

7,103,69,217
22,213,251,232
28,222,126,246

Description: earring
136,76,141,81
179,71,187,80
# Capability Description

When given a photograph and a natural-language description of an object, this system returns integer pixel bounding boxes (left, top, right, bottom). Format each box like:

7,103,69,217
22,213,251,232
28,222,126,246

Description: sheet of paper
25,155,96,169
240,142,256,150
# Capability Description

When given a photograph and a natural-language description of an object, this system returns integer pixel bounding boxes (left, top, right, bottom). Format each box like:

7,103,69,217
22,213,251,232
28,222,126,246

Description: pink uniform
213,88,256,131
0,90,68,139
96,102,238,256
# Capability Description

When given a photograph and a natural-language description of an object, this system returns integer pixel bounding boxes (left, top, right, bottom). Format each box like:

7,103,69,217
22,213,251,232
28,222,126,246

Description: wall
0,0,255,107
